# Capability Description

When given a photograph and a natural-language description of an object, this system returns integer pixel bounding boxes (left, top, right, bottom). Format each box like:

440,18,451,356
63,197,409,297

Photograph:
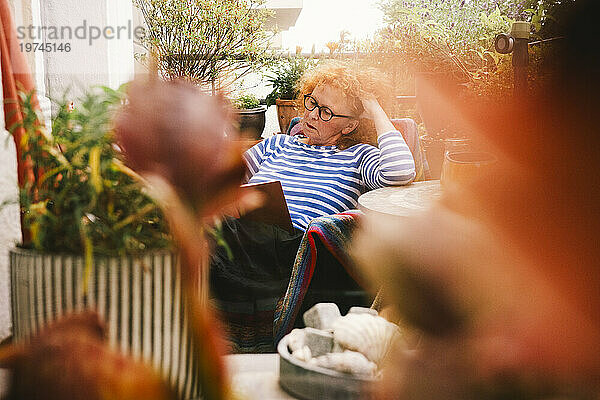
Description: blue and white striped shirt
243,132,415,230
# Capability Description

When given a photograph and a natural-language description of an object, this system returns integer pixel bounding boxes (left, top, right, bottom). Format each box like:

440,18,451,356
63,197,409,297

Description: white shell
313,350,377,376
332,313,401,365
291,345,312,362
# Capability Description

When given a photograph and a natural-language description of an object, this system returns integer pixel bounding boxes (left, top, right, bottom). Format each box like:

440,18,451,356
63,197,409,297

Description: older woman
244,62,415,230
211,62,415,352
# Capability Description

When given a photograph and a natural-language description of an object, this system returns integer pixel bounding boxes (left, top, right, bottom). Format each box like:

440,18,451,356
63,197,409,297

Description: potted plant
265,57,316,134
375,0,522,177
7,87,203,400
134,0,274,94
232,93,266,140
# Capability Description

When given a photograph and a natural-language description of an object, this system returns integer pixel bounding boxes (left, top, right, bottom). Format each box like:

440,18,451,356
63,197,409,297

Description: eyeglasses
303,94,354,122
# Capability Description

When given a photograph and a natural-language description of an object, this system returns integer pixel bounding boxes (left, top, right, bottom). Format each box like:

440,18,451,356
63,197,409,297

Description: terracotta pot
275,99,299,134
235,106,266,140
440,150,497,187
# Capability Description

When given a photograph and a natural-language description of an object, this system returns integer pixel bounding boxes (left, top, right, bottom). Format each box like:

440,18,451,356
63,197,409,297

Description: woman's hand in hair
360,95,395,136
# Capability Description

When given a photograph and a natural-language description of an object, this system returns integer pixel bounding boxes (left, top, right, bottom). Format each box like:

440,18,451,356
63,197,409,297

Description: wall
42,0,135,101
0,55,21,342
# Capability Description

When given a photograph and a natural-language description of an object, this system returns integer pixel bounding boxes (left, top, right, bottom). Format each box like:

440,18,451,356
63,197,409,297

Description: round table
358,180,442,217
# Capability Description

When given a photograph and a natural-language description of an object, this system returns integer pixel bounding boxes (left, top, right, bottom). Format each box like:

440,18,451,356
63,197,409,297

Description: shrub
376,0,521,83
134,0,274,93
265,57,317,107
233,93,261,110
11,86,171,255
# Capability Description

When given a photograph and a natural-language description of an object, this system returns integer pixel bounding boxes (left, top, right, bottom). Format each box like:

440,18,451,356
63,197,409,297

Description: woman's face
301,84,358,146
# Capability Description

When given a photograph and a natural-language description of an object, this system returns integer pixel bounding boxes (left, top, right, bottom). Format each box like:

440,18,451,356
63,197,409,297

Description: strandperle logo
17,20,145,46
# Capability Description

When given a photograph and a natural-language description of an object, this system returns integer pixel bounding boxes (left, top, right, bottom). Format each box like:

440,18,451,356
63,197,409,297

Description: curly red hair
296,60,394,149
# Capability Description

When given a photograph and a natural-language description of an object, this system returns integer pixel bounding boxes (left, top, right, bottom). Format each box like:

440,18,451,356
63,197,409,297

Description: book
239,181,295,234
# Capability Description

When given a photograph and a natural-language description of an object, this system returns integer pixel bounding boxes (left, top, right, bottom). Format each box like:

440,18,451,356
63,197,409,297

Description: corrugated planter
9,248,202,400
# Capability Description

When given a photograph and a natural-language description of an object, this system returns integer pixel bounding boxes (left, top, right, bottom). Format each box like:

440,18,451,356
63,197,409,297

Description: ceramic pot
235,106,266,139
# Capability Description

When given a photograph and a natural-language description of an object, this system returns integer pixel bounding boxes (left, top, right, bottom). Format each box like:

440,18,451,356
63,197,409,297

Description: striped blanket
273,210,364,343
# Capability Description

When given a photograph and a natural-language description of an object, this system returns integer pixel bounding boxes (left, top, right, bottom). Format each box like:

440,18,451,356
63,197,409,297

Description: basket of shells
278,303,405,399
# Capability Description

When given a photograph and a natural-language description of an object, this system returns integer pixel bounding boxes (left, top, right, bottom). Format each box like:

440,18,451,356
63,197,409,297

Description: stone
304,327,334,357
303,303,341,330
348,306,378,316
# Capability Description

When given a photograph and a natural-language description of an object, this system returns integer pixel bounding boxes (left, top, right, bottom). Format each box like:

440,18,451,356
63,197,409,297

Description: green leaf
89,146,103,194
